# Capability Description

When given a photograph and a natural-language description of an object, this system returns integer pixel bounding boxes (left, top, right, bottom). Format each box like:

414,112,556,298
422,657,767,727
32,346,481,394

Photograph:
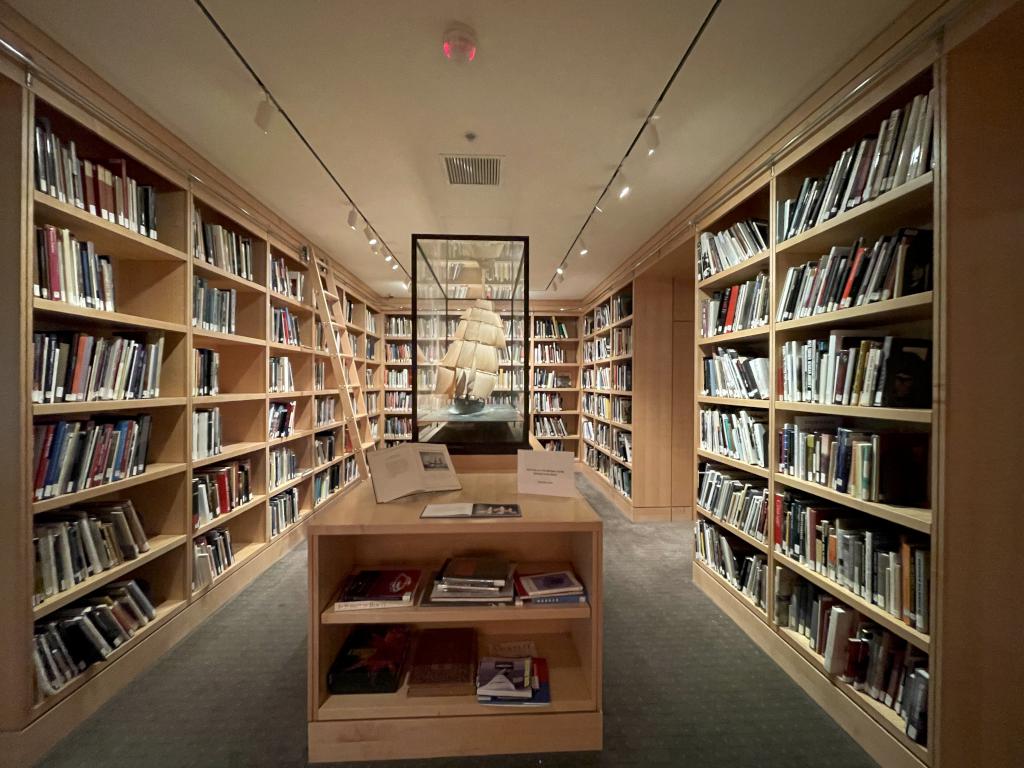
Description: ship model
434,299,506,415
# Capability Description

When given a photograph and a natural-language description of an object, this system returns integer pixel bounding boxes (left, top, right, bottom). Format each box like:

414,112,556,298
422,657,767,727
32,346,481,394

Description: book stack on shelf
691,68,939,765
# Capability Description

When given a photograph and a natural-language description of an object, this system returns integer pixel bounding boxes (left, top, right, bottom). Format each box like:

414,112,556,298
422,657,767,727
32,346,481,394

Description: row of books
582,367,606,390
611,293,633,321
778,90,935,243
364,392,379,414
268,400,297,440
610,462,632,499
534,318,571,338
34,118,158,240
584,445,609,477
192,408,222,460
192,205,254,280
613,397,631,424
582,418,609,448
699,408,768,469
779,335,930,408
270,256,304,301
268,355,295,393
613,362,632,391
33,331,164,404
697,463,769,542
366,339,378,360
533,369,572,389
193,278,236,335
777,421,929,506
416,317,459,338
611,327,632,356
33,501,150,605
33,416,152,501
536,343,570,363
192,529,235,591
582,392,610,419
386,369,410,388
775,571,928,744
702,348,770,400
385,316,412,336
314,361,327,391
269,487,300,538
614,431,632,463
383,391,410,411
268,446,299,490
314,434,337,465
533,392,563,412
193,459,253,530
587,303,611,333
33,579,158,700
34,225,115,310
314,463,340,503
697,219,769,281
194,348,219,396
384,416,412,438
497,343,526,365
584,337,610,363
386,342,412,362
699,272,769,338
776,229,932,323
272,306,302,346
775,492,929,632
315,396,336,426
695,519,768,609
535,415,569,438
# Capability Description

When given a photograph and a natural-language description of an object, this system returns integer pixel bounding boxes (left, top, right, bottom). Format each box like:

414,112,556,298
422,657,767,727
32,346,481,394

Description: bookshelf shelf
776,172,933,256
193,494,268,538
192,259,266,293
31,534,186,619
33,396,187,415
321,601,590,625
697,250,770,291
696,326,770,346
696,449,770,479
268,471,313,496
696,395,770,409
190,540,264,598
32,190,188,262
693,560,768,622
191,441,265,469
191,328,265,347
773,474,932,533
269,291,314,315
695,506,768,553
33,298,187,334
192,393,266,405
31,462,188,514
774,552,930,651
774,291,933,334
774,401,932,423
268,429,313,447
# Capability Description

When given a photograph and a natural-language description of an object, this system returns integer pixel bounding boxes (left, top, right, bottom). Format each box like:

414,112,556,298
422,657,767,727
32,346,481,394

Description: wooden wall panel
938,3,1024,765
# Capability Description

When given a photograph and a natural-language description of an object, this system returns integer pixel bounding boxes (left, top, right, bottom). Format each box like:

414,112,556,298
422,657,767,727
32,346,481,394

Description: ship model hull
433,300,507,415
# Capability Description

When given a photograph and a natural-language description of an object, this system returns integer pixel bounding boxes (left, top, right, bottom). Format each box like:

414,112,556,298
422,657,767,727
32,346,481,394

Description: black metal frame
411,234,530,455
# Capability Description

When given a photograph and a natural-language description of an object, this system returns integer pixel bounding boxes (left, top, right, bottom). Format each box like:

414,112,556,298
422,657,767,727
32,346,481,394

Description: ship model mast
434,299,506,415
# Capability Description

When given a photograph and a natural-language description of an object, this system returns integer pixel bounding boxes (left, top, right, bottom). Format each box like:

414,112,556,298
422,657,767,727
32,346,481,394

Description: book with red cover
335,569,421,609
723,286,739,332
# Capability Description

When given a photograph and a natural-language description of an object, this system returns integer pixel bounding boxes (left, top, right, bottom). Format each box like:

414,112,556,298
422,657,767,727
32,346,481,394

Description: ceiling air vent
442,154,502,186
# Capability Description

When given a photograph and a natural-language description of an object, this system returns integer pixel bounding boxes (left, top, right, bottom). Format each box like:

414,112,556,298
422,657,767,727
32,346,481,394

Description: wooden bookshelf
686,49,975,768
306,473,602,762
529,311,581,457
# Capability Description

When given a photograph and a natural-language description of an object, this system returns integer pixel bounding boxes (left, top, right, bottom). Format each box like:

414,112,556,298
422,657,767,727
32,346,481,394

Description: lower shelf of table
316,631,594,722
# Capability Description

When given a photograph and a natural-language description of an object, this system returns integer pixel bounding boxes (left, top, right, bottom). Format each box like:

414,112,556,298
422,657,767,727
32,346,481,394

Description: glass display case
411,235,529,453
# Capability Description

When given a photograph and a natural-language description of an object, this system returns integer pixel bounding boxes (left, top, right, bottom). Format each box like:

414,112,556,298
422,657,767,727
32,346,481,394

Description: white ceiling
9,0,913,299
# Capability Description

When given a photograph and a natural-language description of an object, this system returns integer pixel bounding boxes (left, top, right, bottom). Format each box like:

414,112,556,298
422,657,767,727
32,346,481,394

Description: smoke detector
443,23,478,63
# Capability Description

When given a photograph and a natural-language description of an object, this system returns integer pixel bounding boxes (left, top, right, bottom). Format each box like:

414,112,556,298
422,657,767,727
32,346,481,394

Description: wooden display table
306,473,603,762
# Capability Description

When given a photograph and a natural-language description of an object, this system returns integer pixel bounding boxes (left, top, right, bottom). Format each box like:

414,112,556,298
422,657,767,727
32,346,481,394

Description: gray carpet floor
37,474,878,768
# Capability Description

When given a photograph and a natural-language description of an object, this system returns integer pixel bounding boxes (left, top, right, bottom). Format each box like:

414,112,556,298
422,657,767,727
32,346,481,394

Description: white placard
516,449,577,497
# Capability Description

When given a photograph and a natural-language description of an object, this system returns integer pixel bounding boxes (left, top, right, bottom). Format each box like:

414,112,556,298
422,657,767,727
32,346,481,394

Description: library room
0,0,1020,766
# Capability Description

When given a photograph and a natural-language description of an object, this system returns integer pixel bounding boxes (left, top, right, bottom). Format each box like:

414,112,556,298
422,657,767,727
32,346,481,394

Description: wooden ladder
310,249,372,480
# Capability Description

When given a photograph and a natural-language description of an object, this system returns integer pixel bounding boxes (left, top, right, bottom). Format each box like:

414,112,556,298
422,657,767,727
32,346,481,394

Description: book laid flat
517,570,584,597
332,569,422,611
476,656,551,706
326,625,412,695
406,627,477,697
420,502,521,518
424,557,516,606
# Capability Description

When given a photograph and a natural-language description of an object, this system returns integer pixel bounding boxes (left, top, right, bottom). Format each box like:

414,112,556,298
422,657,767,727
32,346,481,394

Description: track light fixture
645,122,660,156
578,238,589,257
391,263,399,271
364,227,378,246
347,208,358,230
617,168,631,199
556,265,565,276
384,253,393,262
254,94,275,134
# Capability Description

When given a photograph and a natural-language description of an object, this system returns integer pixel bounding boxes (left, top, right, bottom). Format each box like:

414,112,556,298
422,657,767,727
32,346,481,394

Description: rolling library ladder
311,250,372,479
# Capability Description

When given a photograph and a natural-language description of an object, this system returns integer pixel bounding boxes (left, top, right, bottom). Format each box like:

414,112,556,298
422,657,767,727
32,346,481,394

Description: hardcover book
326,625,411,695
407,627,477,697
333,569,422,611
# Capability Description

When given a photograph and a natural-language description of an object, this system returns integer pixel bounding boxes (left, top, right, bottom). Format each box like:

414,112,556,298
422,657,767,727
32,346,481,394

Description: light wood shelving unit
306,473,602,762
529,310,581,457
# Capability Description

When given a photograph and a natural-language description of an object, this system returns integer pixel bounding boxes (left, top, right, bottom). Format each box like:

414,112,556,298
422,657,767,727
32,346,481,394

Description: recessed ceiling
8,0,913,299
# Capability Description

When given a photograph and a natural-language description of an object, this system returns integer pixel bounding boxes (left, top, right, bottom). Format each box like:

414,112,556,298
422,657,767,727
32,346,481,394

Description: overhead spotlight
578,238,589,257
617,169,631,199
364,226,378,246
254,94,276,134
402,281,410,290
384,253,393,262
347,208,358,230
556,265,565,276
645,122,660,157
391,263,399,271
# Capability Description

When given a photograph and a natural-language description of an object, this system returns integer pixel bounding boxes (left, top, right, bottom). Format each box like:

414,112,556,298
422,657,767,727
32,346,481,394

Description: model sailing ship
434,299,506,414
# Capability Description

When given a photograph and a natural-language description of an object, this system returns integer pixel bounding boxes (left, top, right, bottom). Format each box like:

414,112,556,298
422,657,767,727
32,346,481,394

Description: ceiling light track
192,0,411,286
545,0,722,291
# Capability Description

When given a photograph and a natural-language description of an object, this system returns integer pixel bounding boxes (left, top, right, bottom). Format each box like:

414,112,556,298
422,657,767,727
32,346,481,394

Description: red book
839,245,867,308
33,424,55,499
334,569,421,609
215,471,231,513
723,286,739,332
90,423,113,486
774,493,784,551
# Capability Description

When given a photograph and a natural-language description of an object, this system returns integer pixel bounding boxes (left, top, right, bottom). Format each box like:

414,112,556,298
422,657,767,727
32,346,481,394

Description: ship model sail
434,299,506,415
